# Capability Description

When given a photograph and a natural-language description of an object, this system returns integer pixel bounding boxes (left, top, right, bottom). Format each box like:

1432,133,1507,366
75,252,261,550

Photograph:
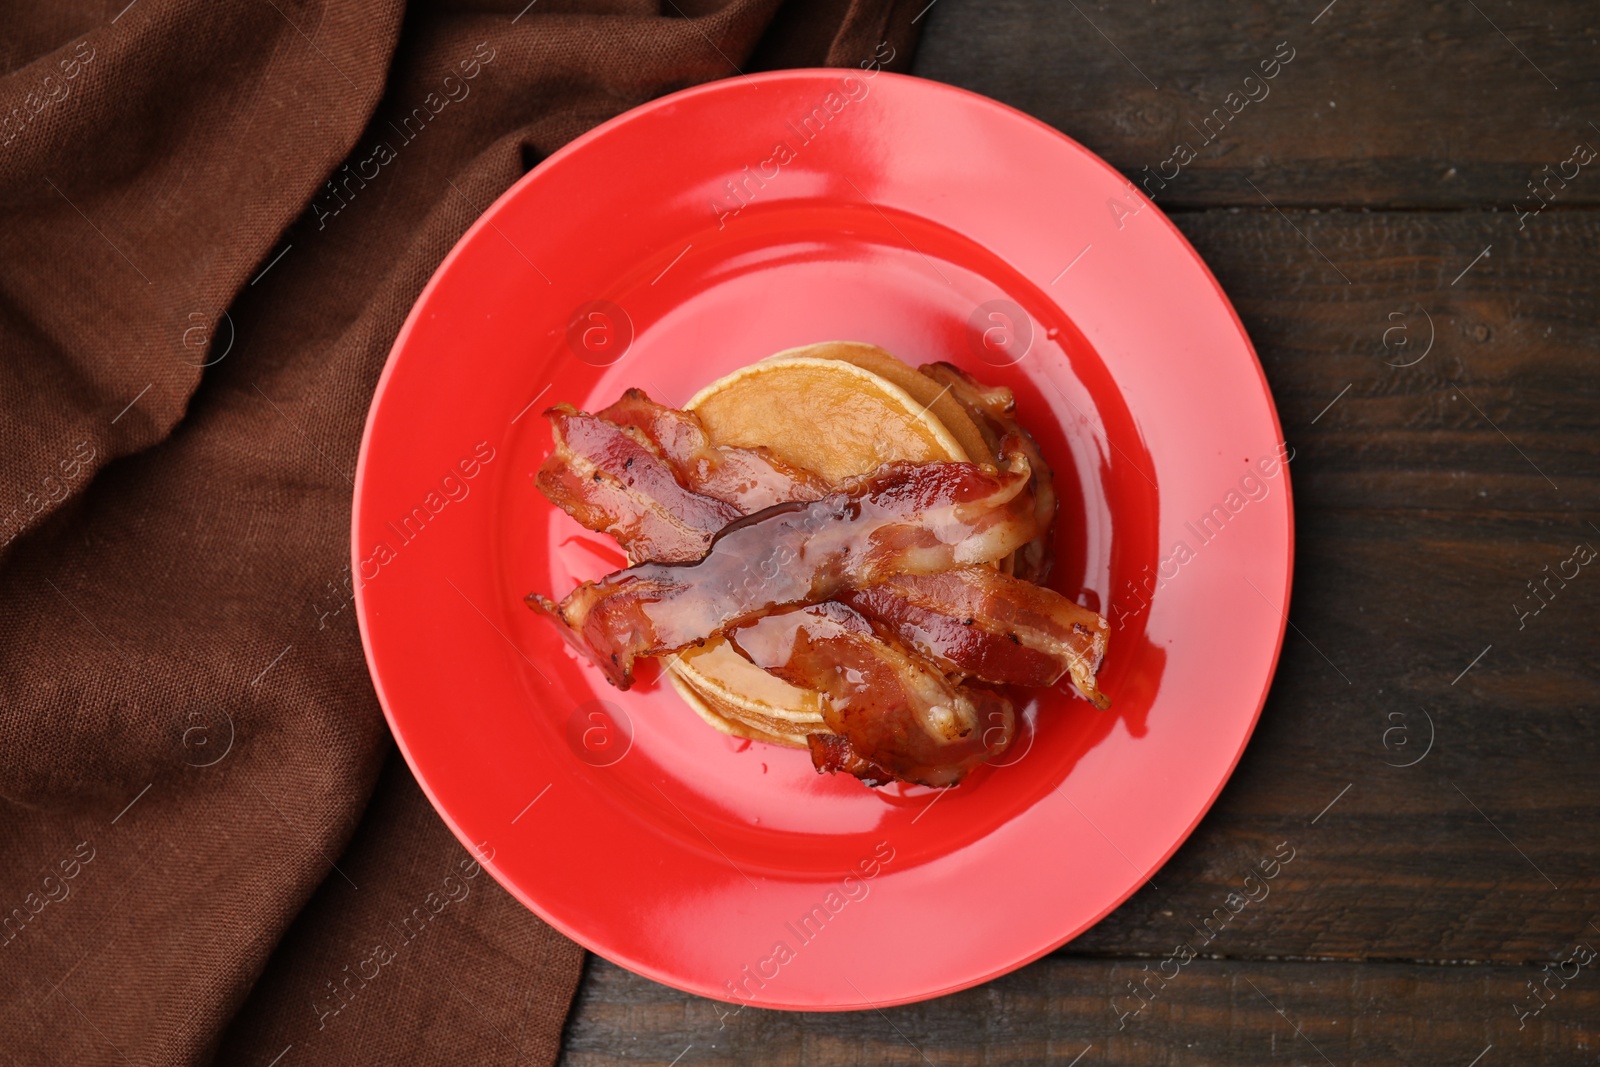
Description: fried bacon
921,362,1058,584
728,602,1015,788
599,389,831,512
842,566,1110,708
536,404,740,563
527,446,1038,688
806,733,895,787
529,365,1110,789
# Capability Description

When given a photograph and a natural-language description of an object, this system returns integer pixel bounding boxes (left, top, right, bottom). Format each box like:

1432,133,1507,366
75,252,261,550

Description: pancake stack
666,341,1000,749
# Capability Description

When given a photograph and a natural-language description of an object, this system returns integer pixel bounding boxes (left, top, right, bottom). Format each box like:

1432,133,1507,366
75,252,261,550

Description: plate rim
351,67,1295,1010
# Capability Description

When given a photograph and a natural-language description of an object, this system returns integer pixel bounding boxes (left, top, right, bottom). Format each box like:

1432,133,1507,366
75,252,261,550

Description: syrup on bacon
527,446,1038,688
843,566,1110,708
728,602,1015,788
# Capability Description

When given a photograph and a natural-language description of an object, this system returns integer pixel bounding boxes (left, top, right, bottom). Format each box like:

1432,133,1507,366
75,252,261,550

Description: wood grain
915,0,1600,209
562,954,1600,1066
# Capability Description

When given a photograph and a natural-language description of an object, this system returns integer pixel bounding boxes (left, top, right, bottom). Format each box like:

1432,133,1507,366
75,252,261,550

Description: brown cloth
0,2,921,1063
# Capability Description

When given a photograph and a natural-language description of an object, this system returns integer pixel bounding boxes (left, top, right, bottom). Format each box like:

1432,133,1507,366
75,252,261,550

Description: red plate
353,70,1292,1009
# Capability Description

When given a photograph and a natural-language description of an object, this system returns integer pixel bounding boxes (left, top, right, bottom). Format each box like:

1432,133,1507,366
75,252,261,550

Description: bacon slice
806,733,895,787
536,404,739,563
728,602,1014,787
843,566,1109,707
920,362,1058,584
599,389,830,512
527,447,1038,688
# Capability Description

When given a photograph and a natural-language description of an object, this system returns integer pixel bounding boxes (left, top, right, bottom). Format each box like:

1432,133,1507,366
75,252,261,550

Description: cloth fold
0,2,918,1063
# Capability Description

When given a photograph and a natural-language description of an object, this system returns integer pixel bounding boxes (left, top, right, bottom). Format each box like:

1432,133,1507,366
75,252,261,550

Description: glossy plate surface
353,70,1293,1009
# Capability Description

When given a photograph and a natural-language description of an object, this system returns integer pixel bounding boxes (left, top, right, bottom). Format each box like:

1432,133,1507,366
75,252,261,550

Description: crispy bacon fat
537,404,739,563
729,603,1015,788
528,447,1038,688
806,734,895,787
599,389,830,513
843,566,1109,707
539,392,827,563
921,362,1058,584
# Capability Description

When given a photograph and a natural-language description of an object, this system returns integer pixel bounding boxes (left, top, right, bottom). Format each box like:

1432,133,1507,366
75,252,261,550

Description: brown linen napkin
0,2,921,1063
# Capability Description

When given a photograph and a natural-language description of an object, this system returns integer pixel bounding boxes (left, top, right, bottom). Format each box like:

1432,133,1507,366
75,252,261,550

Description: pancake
767,341,992,466
684,351,969,480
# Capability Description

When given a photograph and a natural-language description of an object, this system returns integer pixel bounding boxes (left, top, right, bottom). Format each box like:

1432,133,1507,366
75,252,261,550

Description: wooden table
561,2,1600,1062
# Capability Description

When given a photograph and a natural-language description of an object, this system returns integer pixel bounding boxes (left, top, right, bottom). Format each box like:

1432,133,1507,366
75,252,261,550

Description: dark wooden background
559,2,1600,1063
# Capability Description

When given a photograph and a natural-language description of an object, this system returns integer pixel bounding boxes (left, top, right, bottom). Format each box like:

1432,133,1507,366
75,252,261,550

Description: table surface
559,2,1600,1063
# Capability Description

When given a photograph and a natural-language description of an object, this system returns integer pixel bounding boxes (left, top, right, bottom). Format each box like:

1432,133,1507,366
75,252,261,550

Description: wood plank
914,0,1600,208
561,954,1600,1065
1170,206,1600,506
